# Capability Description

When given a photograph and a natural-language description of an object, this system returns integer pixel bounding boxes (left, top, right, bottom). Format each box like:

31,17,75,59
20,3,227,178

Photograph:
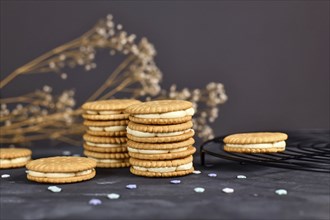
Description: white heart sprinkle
222,188,234,193
237,175,247,179
194,187,205,193
107,193,120,199
275,189,287,195
1,174,10,178
48,186,62,193
192,170,201,174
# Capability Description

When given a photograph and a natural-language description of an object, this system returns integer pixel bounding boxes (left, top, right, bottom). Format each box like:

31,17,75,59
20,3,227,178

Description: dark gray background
1,0,329,136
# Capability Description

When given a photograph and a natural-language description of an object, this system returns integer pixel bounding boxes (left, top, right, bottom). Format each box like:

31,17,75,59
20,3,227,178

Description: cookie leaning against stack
82,99,141,168
125,100,196,177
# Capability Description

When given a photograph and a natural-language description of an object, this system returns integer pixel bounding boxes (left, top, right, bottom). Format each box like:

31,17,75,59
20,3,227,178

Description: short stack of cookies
125,100,196,177
81,99,141,168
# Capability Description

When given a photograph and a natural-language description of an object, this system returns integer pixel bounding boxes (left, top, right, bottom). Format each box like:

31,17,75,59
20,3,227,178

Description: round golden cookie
95,161,130,168
82,114,129,121
224,145,286,153
130,167,194,177
223,132,288,144
82,99,141,111
129,155,193,167
27,170,96,184
128,146,196,160
0,148,32,169
129,115,192,125
83,134,127,144
86,130,126,137
83,119,129,127
127,130,194,143
125,100,192,114
127,138,195,150
84,150,129,159
128,121,193,133
83,143,127,153
26,156,96,173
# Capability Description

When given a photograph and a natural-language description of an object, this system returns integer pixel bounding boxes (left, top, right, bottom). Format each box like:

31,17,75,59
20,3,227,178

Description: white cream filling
26,169,93,178
127,127,193,137
134,107,195,119
90,158,129,163
86,141,125,148
86,110,122,115
0,156,31,165
128,147,188,154
88,126,127,132
226,141,286,149
133,162,193,173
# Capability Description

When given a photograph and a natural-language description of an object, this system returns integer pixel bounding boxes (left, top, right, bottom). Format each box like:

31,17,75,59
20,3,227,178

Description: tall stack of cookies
125,100,196,177
81,99,141,168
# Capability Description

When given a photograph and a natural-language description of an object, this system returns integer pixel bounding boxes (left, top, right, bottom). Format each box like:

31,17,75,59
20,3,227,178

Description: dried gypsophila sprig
0,14,227,146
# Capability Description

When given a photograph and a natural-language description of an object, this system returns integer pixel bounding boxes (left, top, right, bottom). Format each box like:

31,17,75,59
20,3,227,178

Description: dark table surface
1,131,329,220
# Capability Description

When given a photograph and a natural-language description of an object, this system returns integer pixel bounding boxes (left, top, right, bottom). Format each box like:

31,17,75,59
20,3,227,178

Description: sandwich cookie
129,155,194,177
84,120,128,137
223,132,288,153
26,156,96,183
0,148,32,169
126,121,194,143
125,100,194,125
82,99,141,121
127,138,196,160
84,150,130,168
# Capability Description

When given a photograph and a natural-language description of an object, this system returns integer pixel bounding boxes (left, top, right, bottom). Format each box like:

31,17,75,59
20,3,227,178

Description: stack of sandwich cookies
26,156,96,183
125,100,196,177
223,132,288,153
0,148,32,169
82,99,141,168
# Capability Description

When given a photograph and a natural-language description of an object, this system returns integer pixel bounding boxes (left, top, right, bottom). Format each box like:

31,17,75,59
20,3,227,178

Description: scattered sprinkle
237,175,247,179
194,187,205,193
107,193,120,200
275,189,287,195
47,186,62,193
253,193,259,197
222,188,234,193
170,180,181,184
62,151,71,156
73,154,81,157
1,174,10,178
126,184,137,189
208,173,217,177
192,170,201,174
89,198,102,205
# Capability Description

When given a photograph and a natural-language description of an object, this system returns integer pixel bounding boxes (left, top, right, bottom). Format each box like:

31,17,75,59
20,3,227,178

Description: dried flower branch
0,14,227,146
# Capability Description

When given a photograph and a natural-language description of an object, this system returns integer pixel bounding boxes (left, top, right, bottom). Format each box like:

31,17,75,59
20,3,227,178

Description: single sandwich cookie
83,143,127,153
128,146,196,160
125,100,194,125
127,121,194,143
83,134,127,146
82,99,141,120
223,132,288,153
26,156,96,183
84,150,130,168
127,138,196,160
0,148,32,169
129,156,194,177
84,119,128,136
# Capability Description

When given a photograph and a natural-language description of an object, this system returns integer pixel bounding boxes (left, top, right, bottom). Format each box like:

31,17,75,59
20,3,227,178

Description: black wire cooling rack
200,130,330,173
